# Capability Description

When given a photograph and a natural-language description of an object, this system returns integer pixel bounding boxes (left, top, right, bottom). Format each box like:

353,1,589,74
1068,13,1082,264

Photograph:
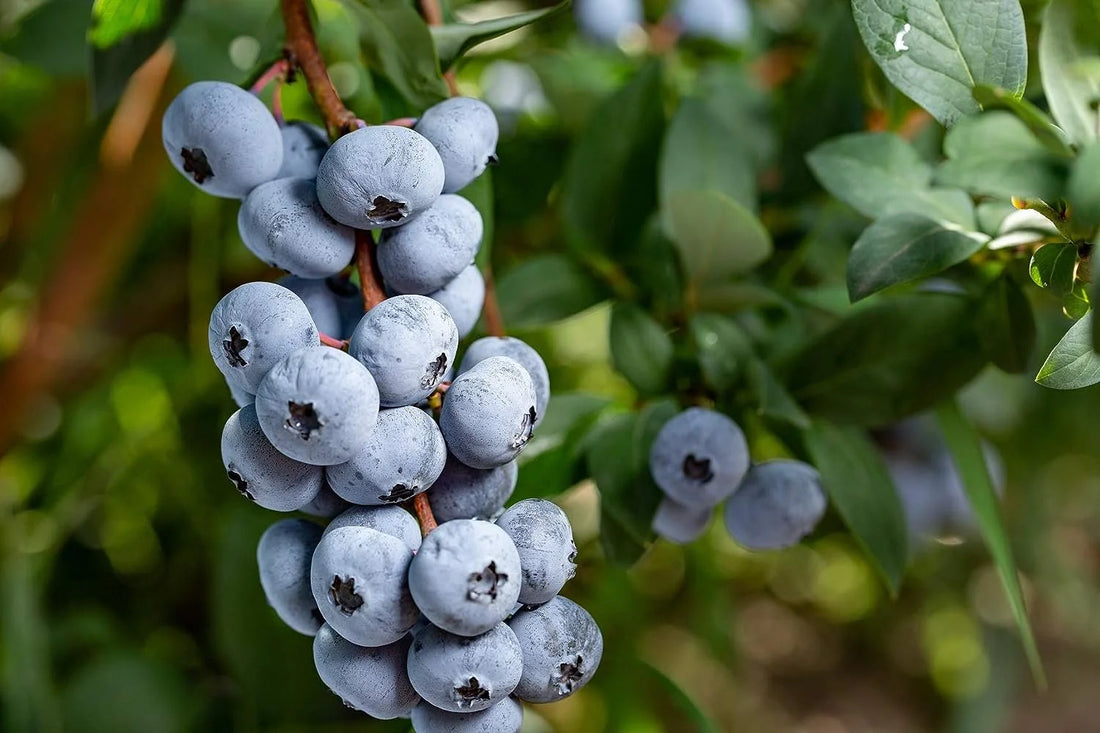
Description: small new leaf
1028,242,1077,294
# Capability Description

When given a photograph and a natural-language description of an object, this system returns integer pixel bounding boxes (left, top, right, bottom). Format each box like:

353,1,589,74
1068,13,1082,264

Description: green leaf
562,61,665,257
1067,144,1100,228
806,132,973,226
496,254,606,328
745,359,811,429
660,98,756,217
1028,242,1078,294
514,393,610,501
641,662,722,733
803,421,908,594
934,399,1045,686
1038,0,1100,146
689,313,752,391
977,274,1036,373
972,84,1075,157
344,0,449,110
1062,280,1091,319
1035,312,1100,389
609,303,674,395
431,1,569,71
851,0,1028,127
936,112,1070,201
0,0,91,77
788,292,987,425
846,213,989,302
88,0,185,114
665,190,772,296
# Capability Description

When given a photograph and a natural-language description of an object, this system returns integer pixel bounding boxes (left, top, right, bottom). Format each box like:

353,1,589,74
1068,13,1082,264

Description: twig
354,230,387,311
412,494,438,536
249,58,291,95
482,266,507,338
280,0,358,139
319,332,349,350
416,0,459,95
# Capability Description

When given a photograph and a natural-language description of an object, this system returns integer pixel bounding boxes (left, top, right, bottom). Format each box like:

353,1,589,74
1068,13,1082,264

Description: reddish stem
250,58,291,94
355,230,387,311
413,494,438,536
319,332,348,349
280,0,358,139
272,82,286,125
482,266,506,338
383,117,418,128
417,0,459,95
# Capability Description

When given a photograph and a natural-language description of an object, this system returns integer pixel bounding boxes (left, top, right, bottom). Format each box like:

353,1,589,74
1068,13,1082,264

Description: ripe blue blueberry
220,404,324,511
313,624,420,719
413,98,499,194
257,518,324,635
276,121,328,179
377,194,483,295
326,406,447,506
348,295,458,407
323,504,422,553
508,596,603,703
254,346,380,465
495,499,577,605
227,378,254,408
297,482,351,519
278,275,363,341
208,281,319,393
426,455,518,523
406,622,522,713
161,81,283,198
574,0,643,45
427,265,484,339
458,337,549,428
674,0,751,44
310,526,418,647
648,407,750,508
410,695,523,733
315,126,445,229
408,519,522,636
238,177,355,278
722,460,827,550
440,357,537,470
651,496,711,545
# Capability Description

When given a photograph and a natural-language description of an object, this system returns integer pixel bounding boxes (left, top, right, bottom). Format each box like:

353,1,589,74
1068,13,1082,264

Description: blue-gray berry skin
427,265,484,339
378,194,483,295
257,519,324,635
323,504,422,553
348,295,458,407
221,404,324,511
410,696,522,733
648,407,749,508
495,500,577,605
208,281,319,393
723,460,826,550
315,126,445,229
161,81,283,198
310,526,418,647
277,121,328,179
408,520,522,636
228,378,255,408
238,178,354,278
440,357,537,470
326,406,447,506
458,337,549,428
651,496,711,545
406,623,522,713
254,346,380,465
574,0,642,44
313,624,420,719
426,456,518,523
297,482,351,519
278,275,362,340
413,98,499,194
674,0,751,44
508,596,603,704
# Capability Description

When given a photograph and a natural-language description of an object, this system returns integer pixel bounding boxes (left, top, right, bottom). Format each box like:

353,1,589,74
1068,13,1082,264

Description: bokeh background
2,0,1100,731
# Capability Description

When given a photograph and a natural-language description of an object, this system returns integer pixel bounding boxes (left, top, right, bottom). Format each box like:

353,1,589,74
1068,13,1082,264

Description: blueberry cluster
163,80,602,730
574,0,750,46
649,407,828,549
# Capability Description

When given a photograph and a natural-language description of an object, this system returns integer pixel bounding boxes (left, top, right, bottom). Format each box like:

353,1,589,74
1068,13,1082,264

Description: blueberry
508,596,603,703
257,518,324,635
722,460,826,550
410,695,523,733
674,0,751,45
238,178,355,278
426,455,518,523
326,406,447,506
458,337,549,428
313,624,420,719
574,0,643,45
323,504,422,553
161,81,282,198
495,500,577,605
378,194,484,295
315,126,445,229
406,623,522,713
221,404,324,511
413,98,499,194
297,482,352,519
348,295,458,407
310,526,418,647
427,265,484,340
440,357,537,470
408,519,522,636
651,496,711,545
208,281,319,393
276,121,329,179
278,275,363,340
648,407,749,509
227,378,254,408
254,346,380,466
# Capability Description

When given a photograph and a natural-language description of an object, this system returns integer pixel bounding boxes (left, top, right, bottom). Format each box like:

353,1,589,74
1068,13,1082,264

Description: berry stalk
280,0,357,139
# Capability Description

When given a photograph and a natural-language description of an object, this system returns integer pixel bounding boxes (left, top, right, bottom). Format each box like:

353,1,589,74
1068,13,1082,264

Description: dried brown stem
280,0,357,139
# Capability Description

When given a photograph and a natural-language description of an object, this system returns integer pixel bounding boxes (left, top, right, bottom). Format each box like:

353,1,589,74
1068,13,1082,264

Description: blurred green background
2,0,1100,731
